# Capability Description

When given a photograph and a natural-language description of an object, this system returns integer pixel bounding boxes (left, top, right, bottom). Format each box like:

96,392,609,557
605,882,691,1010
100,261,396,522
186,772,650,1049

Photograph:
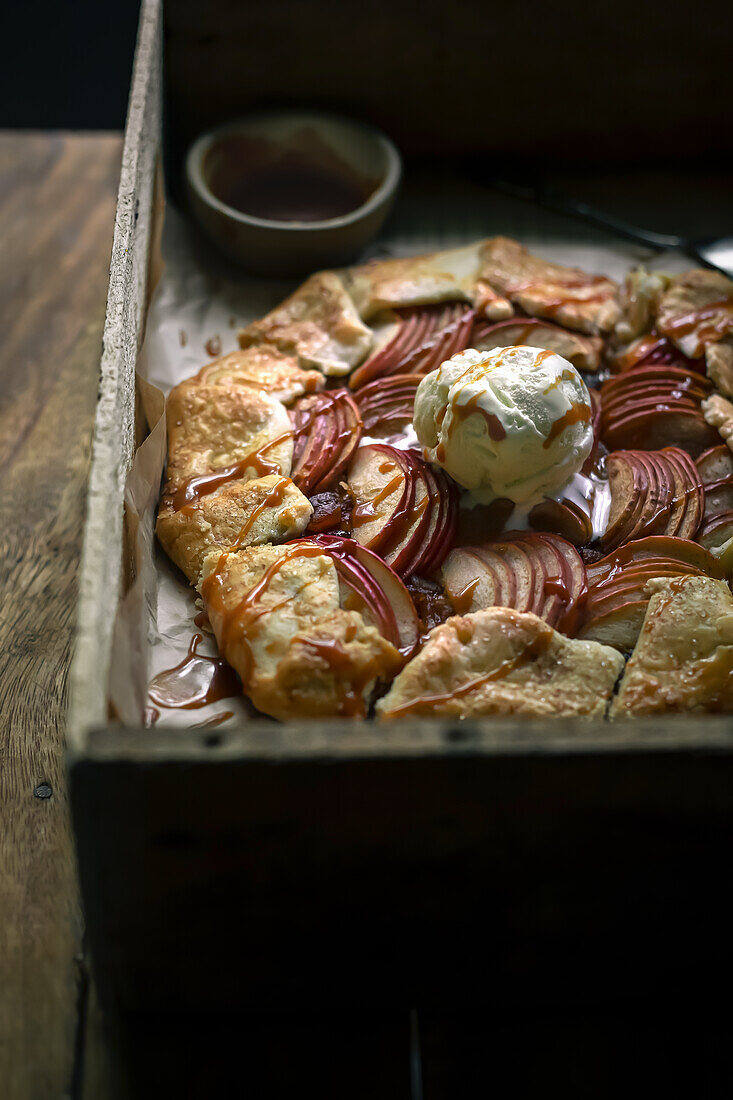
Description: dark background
2,0,141,129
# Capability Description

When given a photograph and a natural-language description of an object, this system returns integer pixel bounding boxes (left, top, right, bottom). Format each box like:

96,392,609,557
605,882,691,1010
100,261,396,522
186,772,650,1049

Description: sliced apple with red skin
349,303,474,390
602,451,653,551
347,444,410,552
508,531,587,631
600,448,702,552
290,392,338,491
310,534,419,655
349,308,438,390
579,534,724,652
443,531,586,631
347,444,455,579
602,363,713,396
477,538,539,614
662,447,703,539
400,303,475,376
585,536,725,588
529,498,592,546
587,554,704,590
703,475,733,520
404,464,458,579
441,547,511,615
354,373,422,437
697,510,733,554
381,450,432,576
578,600,650,652
465,547,518,608
601,389,707,426
419,468,459,577
587,565,706,617
602,408,719,458
697,444,733,485
290,389,363,495
614,333,706,374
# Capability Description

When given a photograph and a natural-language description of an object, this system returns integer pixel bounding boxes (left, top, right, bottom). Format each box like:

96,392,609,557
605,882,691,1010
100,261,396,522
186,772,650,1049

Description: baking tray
68,0,733,1016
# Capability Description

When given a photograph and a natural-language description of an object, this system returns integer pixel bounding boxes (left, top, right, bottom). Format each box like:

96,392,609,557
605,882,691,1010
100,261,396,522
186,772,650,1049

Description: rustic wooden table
0,131,121,1100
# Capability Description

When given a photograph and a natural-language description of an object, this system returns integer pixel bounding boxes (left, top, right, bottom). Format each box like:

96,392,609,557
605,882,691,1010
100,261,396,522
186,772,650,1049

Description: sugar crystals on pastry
238,270,373,376
156,475,312,585
200,542,403,721
377,607,624,720
476,237,621,334
610,575,733,717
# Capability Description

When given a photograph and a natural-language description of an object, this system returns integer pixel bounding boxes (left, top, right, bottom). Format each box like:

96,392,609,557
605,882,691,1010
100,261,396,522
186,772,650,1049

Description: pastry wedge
610,575,733,717
377,607,624,720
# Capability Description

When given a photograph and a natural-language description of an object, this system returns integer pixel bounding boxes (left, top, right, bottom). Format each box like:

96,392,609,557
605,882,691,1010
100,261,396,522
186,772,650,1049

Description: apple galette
154,238,733,722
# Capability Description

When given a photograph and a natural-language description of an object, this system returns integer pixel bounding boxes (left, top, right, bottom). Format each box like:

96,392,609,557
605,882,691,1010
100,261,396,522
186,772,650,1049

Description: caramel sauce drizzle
450,578,479,613
231,476,293,547
171,390,360,513
171,431,291,512
664,298,733,342
386,632,552,716
202,543,328,687
148,634,241,710
543,402,592,449
351,470,403,529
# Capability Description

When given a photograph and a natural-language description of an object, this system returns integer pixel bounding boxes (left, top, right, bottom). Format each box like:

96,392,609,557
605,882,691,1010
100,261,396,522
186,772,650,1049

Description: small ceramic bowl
186,111,402,276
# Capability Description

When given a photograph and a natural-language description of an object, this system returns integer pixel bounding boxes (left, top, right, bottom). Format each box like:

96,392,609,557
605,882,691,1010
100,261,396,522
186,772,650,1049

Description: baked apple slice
613,333,706,374
529,498,593,546
442,531,586,631
697,511,733,562
661,447,703,539
696,444,733,484
290,389,363,495
347,444,412,552
441,547,512,615
602,407,719,458
353,373,422,438
702,475,733,519
311,534,419,654
381,451,432,576
403,464,459,578
349,303,474,389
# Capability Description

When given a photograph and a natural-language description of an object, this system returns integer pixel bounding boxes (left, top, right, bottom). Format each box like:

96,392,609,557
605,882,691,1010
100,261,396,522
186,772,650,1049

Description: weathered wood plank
0,131,120,1100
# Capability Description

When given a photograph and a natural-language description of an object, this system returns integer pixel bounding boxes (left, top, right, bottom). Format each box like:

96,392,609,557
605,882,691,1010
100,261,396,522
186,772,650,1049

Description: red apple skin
311,534,419,654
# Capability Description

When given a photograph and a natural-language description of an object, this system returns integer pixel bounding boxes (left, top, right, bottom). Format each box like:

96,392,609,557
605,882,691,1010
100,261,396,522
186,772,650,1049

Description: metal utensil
486,177,733,279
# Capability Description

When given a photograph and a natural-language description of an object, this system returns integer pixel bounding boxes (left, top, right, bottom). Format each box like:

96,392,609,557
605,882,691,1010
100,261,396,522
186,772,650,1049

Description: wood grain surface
0,131,120,1100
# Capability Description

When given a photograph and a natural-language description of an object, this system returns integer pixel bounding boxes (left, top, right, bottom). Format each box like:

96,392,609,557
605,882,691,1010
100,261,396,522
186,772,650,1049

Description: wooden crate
68,0,733,1018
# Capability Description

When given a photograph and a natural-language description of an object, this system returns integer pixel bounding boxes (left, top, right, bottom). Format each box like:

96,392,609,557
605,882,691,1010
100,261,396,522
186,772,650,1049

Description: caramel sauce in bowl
186,111,401,276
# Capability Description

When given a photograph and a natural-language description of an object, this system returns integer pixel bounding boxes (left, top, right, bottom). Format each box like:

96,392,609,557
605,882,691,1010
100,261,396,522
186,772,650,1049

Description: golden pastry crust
195,344,324,403
610,576,733,717
614,267,671,343
162,379,293,507
200,543,401,721
259,611,403,720
476,237,621,334
342,242,501,320
155,475,313,585
238,271,373,376
376,607,624,720
656,269,733,358
706,338,733,398
702,393,733,452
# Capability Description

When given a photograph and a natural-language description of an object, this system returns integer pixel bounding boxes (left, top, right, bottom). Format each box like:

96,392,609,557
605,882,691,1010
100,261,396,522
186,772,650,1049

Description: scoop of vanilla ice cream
413,345,594,503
